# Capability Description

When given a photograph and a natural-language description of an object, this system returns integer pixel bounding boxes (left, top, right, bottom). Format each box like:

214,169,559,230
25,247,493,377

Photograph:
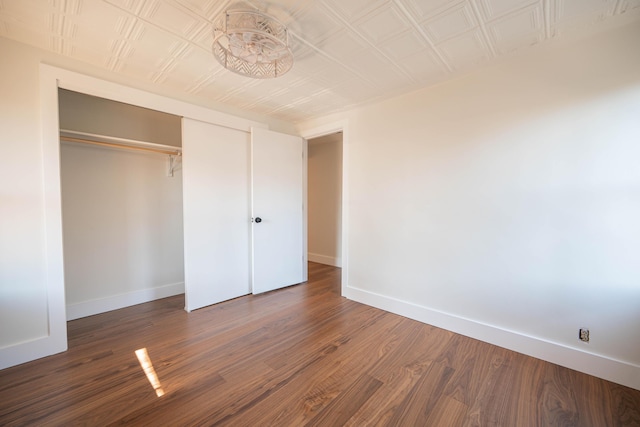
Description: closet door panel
182,118,250,311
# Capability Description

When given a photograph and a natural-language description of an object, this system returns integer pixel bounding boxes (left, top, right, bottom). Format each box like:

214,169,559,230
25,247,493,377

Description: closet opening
58,89,185,321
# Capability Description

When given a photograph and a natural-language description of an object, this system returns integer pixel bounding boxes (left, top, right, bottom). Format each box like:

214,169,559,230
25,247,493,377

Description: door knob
254,217,262,223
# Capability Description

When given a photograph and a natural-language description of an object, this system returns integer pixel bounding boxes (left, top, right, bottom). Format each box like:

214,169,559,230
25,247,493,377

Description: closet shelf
60,129,182,156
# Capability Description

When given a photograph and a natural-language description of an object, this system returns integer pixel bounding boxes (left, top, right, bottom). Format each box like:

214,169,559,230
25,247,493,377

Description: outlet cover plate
579,328,589,342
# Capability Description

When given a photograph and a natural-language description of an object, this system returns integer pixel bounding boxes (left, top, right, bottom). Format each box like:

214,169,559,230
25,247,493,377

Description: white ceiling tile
119,57,158,78
61,0,82,14
192,77,237,100
619,0,640,12
421,2,477,43
286,75,320,89
437,29,491,69
330,78,377,100
551,0,618,34
289,80,328,97
162,46,216,80
70,2,134,51
317,30,368,64
69,43,110,66
243,102,281,116
141,0,207,38
184,71,222,95
73,26,117,59
287,42,316,66
189,21,215,50
104,0,145,14
321,0,387,22
269,104,300,117
487,5,544,51
291,3,345,44
253,89,288,109
122,23,185,71
306,89,350,109
398,49,445,82
377,30,429,61
245,0,310,26
173,0,224,18
354,4,411,44
348,50,395,75
288,98,316,112
288,91,330,109
0,18,9,37
49,12,78,40
293,51,356,84
101,18,145,70
302,72,342,90
218,87,264,108
246,76,312,102
402,0,465,21
312,64,360,85
211,73,260,95
292,53,333,75
349,50,413,88
553,0,616,22
477,0,540,20
280,94,310,107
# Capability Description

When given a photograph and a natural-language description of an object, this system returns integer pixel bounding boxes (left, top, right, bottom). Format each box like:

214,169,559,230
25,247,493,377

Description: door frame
299,121,349,296
7,64,266,370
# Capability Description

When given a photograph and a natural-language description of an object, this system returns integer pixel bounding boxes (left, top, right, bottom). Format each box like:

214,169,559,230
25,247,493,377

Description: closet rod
60,135,182,156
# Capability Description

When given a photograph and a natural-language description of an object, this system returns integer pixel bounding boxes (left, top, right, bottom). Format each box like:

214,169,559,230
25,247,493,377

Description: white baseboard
345,285,640,391
308,252,341,267
66,282,185,321
0,335,67,370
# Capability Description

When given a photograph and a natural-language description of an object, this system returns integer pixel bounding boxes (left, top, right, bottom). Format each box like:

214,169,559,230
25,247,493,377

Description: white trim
0,64,74,370
345,285,640,391
0,336,63,370
299,120,349,294
66,283,185,321
302,138,309,282
308,252,341,267
43,64,267,132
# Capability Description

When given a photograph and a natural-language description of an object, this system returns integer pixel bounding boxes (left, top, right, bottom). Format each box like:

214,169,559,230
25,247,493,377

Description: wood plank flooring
1,262,639,426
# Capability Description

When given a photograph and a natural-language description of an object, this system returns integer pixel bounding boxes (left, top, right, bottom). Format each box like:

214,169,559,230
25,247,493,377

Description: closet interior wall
58,89,185,320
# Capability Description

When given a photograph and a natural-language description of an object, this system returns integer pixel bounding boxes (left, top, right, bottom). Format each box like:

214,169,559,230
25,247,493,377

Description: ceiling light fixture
212,8,293,79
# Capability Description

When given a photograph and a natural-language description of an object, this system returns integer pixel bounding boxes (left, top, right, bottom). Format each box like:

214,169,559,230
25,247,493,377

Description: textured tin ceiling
1,0,639,122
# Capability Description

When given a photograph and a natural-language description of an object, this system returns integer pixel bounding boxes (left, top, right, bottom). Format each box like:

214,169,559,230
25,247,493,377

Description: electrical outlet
579,328,589,342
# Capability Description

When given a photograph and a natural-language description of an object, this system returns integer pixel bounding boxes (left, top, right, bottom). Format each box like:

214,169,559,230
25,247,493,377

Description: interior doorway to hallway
307,132,343,267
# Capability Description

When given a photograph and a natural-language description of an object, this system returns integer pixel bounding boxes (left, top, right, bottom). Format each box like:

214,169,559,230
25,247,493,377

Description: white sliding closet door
251,128,307,294
182,118,251,311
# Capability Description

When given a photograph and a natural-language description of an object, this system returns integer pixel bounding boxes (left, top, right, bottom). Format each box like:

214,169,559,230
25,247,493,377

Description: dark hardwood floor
1,262,639,426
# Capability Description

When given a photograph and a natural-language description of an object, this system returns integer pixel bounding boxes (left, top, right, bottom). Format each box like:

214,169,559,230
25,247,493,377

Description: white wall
60,144,185,319
59,89,182,147
298,23,640,389
308,134,342,267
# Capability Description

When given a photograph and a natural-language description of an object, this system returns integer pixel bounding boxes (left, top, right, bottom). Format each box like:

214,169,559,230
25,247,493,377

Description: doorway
307,132,343,267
